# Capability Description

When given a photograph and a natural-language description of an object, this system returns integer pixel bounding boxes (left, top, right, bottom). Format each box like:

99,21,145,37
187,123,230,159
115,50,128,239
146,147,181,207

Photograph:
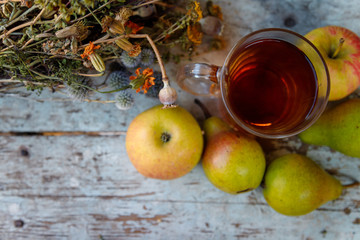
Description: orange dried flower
81,42,105,72
115,38,142,57
187,1,203,22
129,68,156,93
187,23,203,45
209,4,223,20
21,0,32,8
81,42,100,60
128,43,141,57
101,16,125,34
125,21,144,34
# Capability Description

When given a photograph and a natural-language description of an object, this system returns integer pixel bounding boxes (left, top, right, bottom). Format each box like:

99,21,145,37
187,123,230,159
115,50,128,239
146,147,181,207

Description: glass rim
219,28,330,139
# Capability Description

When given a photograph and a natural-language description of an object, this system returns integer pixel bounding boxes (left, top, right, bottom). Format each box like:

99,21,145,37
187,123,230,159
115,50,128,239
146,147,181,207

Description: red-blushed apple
125,105,204,180
305,25,360,101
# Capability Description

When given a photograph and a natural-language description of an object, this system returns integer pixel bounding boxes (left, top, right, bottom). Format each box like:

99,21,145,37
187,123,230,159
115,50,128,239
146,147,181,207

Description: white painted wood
1,0,360,239
0,136,359,239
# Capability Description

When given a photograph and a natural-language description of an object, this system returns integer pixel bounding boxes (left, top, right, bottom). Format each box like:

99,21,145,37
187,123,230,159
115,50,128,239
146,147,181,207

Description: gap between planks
0,131,127,136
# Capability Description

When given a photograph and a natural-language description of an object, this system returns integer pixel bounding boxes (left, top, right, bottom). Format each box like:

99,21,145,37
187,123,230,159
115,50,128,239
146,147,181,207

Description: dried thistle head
115,38,142,58
120,50,142,69
115,91,134,110
65,77,92,101
55,22,90,41
81,42,105,72
101,16,125,35
116,7,133,24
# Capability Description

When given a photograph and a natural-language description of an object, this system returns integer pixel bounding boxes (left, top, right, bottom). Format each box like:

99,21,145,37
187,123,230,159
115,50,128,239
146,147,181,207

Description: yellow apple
125,105,204,180
305,25,360,101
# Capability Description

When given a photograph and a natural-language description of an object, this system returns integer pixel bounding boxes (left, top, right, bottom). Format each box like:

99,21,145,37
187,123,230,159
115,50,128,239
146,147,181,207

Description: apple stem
331,38,345,59
194,98,211,119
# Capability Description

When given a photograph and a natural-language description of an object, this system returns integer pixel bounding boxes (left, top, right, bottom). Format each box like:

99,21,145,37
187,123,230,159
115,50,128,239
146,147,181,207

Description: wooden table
1,1,359,239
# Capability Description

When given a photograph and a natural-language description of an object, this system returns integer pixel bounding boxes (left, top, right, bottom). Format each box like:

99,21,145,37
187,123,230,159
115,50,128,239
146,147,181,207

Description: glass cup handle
176,63,221,97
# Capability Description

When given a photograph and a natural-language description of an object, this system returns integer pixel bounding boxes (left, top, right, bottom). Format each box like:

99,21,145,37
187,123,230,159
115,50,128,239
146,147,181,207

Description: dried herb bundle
0,0,224,106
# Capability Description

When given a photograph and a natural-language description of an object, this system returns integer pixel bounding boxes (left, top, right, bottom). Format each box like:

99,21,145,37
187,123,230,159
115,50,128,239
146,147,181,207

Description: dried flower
81,42,105,72
116,7,133,24
140,48,155,67
207,3,223,20
187,23,203,45
187,1,203,22
145,71,163,98
115,38,141,57
55,22,90,41
66,77,92,101
125,21,144,34
129,68,155,93
108,70,131,89
120,51,142,68
115,91,134,110
101,16,125,35
21,0,32,8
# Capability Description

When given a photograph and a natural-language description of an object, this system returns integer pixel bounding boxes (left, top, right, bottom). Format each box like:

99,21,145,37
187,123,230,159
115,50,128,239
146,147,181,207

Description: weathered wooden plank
0,195,358,240
0,135,359,240
0,135,359,205
1,0,360,239
0,196,359,240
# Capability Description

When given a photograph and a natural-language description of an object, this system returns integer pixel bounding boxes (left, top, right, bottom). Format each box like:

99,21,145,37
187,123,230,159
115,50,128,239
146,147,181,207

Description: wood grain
1,0,360,239
0,136,359,239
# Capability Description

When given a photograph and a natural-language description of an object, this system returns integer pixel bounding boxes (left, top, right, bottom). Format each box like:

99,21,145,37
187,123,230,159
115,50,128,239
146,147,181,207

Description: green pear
202,116,266,194
263,154,342,216
298,98,360,158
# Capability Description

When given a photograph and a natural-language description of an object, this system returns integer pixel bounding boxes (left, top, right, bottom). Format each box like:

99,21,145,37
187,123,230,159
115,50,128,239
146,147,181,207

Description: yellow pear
299,98,360,158
263,154,343,216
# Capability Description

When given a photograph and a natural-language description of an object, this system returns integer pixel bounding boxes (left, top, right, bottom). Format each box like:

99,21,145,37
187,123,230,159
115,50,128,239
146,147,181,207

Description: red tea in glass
227,39,318,133
177,29,330,138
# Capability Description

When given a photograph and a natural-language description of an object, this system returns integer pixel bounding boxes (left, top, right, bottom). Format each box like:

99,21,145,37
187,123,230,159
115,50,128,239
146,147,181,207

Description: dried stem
128,34,168,80
132,0,161,9
70,0,116,24
3,5,39,29
0,0,49,39
75,72,105,77
79,33,169,82
0,0,21,3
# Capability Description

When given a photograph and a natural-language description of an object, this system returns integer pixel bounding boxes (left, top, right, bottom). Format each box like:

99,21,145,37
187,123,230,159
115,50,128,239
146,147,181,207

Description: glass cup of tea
176,28,330,139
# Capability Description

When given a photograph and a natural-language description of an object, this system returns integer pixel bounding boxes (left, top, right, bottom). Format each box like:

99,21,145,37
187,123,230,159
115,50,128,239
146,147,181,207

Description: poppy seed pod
159,80,177,106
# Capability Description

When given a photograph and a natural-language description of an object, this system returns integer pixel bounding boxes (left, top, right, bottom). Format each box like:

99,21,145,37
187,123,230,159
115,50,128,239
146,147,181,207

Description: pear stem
331,38,345,59
194,98,211,119
342,181,360,189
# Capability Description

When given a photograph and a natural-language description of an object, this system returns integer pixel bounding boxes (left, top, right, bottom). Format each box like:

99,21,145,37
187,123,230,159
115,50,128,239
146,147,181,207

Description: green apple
125,105,204,180
305,25,360,101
